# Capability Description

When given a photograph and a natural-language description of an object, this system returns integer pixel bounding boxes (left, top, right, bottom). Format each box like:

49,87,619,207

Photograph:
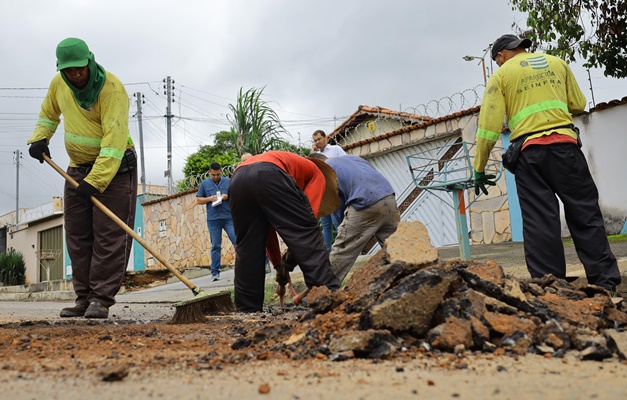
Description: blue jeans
320,214,340,252
207,218,237,276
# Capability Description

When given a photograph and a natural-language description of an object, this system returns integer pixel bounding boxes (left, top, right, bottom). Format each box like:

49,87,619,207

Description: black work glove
28,139,51,164
474,170,497,196
76,181,99,201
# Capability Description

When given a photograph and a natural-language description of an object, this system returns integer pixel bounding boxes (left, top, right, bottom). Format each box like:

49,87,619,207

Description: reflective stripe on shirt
37,117,58,131
508,99,569,129
100,147,125,160
476,128,500,142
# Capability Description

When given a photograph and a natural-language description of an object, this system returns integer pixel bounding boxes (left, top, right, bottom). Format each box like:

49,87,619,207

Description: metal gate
366,135,461,248
0,226,6,254
38,226,63,282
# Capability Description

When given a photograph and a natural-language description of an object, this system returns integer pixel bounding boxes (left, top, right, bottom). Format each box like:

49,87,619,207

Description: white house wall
575,105,627,233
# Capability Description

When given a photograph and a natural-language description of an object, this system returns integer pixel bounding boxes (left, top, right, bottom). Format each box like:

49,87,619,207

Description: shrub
0,250,26,286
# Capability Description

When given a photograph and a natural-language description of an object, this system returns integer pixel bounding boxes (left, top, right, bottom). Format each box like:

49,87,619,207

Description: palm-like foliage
226,87,287,157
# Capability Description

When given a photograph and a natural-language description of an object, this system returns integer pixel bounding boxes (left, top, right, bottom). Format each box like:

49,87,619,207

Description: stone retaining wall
142,190,235,270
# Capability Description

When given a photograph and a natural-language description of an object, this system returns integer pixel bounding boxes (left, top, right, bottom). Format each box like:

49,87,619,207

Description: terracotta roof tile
340,106,480,151
330,105,430,141
589,96,627,112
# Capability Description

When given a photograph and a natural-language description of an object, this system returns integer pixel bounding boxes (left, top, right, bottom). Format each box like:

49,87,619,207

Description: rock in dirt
252,323,291,343
345,257,418,313
359,267,451,335
258,383,271,394
535,291,613,330
466,261,504,286
500,331,532,355
604,329,627,360
579,344,613,361
328,329,401,359
383,221,438,266
458,266,540,317
98,364,130,382
307,286,346,313
427,317,473,352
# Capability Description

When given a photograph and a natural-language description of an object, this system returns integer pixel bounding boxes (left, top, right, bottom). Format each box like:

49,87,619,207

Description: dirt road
0,312,626,400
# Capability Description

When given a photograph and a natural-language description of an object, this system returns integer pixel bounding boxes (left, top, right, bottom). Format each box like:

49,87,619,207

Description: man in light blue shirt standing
196,162,236,281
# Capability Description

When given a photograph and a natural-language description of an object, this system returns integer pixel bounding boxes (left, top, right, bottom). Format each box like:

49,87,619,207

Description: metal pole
480,58,487,86
14,149,20,227
452,188,471,260
587,69,596,108
135,92,147,195
165,76,173,194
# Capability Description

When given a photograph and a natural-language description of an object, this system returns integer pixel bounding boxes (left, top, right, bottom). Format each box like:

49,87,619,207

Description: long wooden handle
44,155,199,292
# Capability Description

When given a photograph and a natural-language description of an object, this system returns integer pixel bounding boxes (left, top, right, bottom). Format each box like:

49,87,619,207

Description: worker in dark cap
490,34,532,60
27,38,138,318
472,34,621,294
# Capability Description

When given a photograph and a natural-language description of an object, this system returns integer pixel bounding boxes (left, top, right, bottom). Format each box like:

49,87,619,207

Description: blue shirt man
321,154,400,282
196,162,236,281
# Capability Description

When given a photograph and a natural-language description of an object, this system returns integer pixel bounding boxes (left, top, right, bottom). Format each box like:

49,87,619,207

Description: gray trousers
330,194,400,282
64,167,137,308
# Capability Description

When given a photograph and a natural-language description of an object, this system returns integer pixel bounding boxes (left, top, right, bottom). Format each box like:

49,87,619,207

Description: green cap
56,38,91,71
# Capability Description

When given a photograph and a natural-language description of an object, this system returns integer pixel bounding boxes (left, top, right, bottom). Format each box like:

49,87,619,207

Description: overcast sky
1,0,626,217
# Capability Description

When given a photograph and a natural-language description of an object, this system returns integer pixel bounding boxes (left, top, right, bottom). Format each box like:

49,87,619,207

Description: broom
43,155,234,323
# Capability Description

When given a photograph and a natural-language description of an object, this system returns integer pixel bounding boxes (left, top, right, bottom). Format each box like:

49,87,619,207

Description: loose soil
0,309,625,399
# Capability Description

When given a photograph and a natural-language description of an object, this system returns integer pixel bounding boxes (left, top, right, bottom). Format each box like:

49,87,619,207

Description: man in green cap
27,38,138,319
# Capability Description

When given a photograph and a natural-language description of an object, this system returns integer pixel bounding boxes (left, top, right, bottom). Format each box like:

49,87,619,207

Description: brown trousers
64,167,137,308
330,195,400,283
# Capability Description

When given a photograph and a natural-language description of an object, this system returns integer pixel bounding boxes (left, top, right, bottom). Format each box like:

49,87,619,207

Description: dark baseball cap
491,34,532,60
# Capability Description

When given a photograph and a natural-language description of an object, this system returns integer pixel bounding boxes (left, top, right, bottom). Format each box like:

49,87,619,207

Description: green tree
271,139,311,156
511,0,627,77
213,130,237,153
227,87,287,156
179,133,238,191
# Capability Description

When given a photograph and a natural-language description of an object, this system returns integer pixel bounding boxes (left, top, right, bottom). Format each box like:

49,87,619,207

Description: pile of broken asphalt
231,221,627,363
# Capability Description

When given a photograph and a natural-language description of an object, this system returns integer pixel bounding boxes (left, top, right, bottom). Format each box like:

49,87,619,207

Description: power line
0,87,48,90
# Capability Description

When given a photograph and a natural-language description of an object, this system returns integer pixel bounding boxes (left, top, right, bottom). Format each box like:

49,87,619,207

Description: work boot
84,301,109,319
59,304,88,318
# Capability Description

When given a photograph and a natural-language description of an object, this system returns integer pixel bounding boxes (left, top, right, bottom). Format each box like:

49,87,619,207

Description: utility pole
163,76,175,194
134,92,147,196
14,149,21,227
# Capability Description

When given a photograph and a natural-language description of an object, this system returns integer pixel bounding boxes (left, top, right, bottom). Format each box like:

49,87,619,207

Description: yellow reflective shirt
27,72,133,192
473,52,586,172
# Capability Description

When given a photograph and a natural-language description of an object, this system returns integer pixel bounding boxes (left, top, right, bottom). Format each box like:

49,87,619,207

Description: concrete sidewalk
438,239,627,281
